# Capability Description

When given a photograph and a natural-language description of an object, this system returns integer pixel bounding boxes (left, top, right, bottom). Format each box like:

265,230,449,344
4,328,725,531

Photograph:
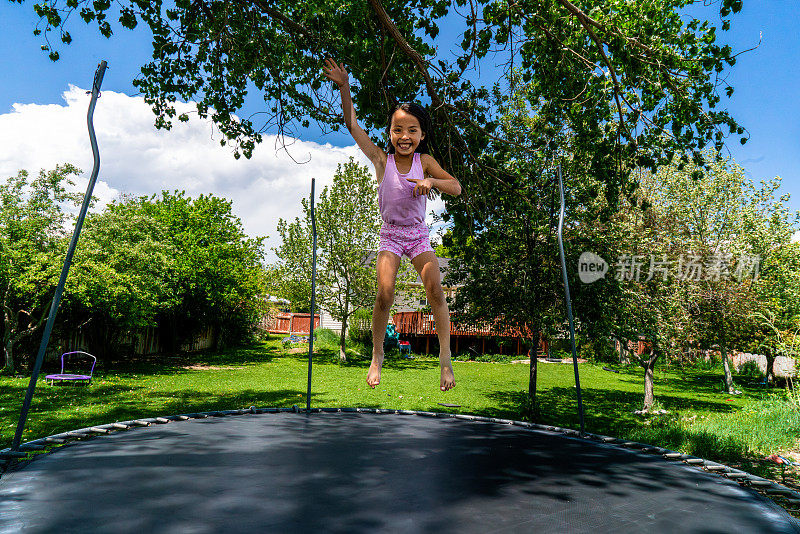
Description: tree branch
365,0,443,108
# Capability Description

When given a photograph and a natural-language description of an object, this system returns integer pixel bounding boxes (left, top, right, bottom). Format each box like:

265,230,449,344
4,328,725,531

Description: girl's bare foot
367,355,384,388
440,364,455,391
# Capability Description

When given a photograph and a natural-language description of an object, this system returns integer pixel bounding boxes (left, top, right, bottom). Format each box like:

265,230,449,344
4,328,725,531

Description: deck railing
392,311,535,338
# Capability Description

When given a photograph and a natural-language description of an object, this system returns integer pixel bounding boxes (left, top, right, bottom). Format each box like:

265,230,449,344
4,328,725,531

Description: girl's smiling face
390,109,425,156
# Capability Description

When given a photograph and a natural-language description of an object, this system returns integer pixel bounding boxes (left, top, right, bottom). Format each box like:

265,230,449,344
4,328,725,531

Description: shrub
737,360,764,378
348,308,372,346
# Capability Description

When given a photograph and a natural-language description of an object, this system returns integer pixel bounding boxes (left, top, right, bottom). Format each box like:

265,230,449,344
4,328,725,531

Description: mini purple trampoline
44,351,96,385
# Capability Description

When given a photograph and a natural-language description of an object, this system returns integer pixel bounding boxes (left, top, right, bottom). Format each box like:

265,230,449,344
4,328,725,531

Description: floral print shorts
378,221,434,260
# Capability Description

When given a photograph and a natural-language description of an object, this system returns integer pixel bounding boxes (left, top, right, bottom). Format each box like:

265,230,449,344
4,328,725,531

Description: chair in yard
45,351,97,386
384,324,400,351
399,340,413,359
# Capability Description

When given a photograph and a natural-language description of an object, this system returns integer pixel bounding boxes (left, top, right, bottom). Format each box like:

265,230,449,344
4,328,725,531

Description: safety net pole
556,164,585,435
11,61,108,451
306,178,317,412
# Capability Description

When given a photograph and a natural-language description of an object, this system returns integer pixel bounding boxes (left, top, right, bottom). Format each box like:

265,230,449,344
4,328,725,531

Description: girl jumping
322,58,461,391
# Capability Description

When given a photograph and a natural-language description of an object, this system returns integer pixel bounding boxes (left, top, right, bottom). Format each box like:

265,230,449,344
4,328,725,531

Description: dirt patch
182,365,245,371
288,348,308,354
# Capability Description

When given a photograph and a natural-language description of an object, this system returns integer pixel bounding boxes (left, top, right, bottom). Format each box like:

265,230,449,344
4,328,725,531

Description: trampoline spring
684,458,705,465
704,465,727,471
748,479,774,488
663,452,683,459
0,451,29,461
18,443,47,451
154,417,170,424
65,431,91,439
725,472,748,479
44,437,66,444
172,415,191,421
111,423,130,430
132,420,151,426
88,427,110,434
470,416,493,423
766,488,796,496
601,437,616,443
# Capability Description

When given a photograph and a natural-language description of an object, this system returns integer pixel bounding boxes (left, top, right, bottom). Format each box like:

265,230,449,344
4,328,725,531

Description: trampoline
2,408,800,533
3,63,800,534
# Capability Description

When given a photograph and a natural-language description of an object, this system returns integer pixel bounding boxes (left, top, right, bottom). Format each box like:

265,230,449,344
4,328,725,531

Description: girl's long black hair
386,102,432,154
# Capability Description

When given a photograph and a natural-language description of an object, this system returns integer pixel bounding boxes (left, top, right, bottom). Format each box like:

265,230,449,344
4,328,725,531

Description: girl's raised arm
322,59,385,170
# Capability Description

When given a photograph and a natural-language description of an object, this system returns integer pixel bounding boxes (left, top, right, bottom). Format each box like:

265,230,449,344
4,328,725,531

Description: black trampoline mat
1,412,798,533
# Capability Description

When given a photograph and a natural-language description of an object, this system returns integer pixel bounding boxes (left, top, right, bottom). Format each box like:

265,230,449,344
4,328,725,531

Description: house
389,257,546,356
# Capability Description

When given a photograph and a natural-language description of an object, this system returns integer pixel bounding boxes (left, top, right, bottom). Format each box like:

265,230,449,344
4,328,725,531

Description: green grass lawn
2,332,799,481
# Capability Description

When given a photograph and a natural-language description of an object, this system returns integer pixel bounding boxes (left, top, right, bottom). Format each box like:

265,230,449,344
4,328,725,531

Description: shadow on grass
478,386,759,469
2,386,308,450
89,343,284,378
281,347,441,372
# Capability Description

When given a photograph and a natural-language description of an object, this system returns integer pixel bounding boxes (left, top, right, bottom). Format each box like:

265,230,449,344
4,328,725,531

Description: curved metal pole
306,178,317,412
11,61,107,451
556,164,585,435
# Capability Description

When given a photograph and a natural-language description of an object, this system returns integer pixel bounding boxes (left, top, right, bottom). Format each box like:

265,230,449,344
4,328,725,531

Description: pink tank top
378,153,426,225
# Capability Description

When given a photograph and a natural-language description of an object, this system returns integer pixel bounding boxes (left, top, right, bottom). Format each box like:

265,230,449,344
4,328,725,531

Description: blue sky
1,1,798,233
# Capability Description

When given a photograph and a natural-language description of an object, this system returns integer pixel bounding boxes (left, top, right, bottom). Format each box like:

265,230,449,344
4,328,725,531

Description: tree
70,191,267,355
272,206,316,314
445,78,567,420
746,187,800,384
143,191,267,350
0,165,83,373
315,159,381,361
273,160,410,361
641,157,798,393
19,0,746,218
65,199,179,359
604,185,693,412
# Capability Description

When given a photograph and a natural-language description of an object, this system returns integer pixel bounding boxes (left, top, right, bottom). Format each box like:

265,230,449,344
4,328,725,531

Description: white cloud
0,86,373,260
0,87,451,261
793,231,800,243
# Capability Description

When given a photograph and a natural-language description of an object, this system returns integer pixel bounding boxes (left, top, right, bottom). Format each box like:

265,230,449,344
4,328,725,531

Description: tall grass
628,392,800,462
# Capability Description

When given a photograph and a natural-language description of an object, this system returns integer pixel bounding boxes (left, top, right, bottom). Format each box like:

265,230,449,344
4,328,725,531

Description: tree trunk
721,345,736,394
764,348,776,385
528,331,539,422
339,282,350,362
3,339,13,374
618,338,629,364
642,352,658,411
211,323,220,352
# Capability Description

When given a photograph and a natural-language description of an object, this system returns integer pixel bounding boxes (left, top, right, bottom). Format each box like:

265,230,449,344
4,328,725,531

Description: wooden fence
265,313,321,335
61,326,215,356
